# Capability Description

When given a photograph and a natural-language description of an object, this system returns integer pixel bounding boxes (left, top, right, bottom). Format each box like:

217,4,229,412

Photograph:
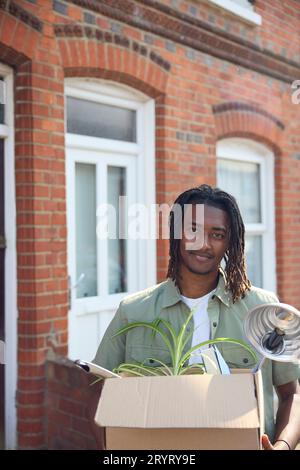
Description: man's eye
212,232,224,239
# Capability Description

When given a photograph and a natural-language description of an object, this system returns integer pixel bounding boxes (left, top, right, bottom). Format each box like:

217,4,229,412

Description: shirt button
243,358,249,364
213,322,217,328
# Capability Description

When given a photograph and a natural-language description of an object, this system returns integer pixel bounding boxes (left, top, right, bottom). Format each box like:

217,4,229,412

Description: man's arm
262,380,300,450
92,302,127,371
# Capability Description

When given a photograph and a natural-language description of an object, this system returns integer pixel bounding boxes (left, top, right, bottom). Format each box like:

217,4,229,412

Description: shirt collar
162,270,232,309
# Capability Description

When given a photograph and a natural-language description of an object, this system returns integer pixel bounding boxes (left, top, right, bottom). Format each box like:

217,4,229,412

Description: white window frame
202,0,262,25
0,63,17,449
217,138,276,292
65,79,156,356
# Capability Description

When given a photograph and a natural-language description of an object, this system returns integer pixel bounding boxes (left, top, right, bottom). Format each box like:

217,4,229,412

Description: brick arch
213,102,285,154
0,11,41,65
57,39,169,98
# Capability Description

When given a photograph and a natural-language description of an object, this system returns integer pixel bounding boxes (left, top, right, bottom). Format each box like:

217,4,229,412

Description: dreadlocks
166,184,251,303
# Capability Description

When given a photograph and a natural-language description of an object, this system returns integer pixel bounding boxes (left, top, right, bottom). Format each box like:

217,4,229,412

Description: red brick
17,390,45,406
18,405,45,421
18,432,45,449
0,14,17,46
59,398,85,417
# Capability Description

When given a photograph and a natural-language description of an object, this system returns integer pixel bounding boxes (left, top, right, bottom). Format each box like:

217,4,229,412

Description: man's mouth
190,252,213,259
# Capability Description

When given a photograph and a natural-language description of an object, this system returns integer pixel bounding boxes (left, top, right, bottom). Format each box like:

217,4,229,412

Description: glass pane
217,159,261,223
245,235,262,287
75,163,97,298
0,78,4,124
67,97,136,142
108,166,127,294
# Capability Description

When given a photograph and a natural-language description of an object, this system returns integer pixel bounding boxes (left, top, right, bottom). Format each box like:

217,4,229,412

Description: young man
93,184,300,450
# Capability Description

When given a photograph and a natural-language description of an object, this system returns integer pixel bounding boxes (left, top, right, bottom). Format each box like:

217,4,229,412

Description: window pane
0,78,4,124
108,166,127,294
75,163,97,298
217,159,261,223
245,235,262,287
67,97,136,142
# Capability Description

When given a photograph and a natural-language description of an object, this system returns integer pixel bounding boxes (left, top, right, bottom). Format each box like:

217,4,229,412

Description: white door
66,80,156,360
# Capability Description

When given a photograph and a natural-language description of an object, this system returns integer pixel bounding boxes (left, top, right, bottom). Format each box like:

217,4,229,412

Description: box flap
95,373,260,429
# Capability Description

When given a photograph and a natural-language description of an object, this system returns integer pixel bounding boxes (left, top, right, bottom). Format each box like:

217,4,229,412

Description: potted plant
112,307,257,376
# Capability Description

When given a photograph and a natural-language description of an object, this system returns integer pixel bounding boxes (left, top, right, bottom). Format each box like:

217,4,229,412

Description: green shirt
93,274,300,440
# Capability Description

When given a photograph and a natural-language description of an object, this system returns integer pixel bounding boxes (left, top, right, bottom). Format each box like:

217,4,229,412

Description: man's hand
262,434,290,450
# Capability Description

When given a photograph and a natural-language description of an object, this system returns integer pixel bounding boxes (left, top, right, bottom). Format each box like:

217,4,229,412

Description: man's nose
202,231,211,248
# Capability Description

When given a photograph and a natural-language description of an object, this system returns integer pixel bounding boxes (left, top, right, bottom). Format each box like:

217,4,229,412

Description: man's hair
167,184,251,302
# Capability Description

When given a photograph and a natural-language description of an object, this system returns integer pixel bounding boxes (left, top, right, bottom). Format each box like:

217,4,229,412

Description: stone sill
203,0,262,26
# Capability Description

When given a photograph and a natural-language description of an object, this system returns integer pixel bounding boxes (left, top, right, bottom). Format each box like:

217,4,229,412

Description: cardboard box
95,369,264,450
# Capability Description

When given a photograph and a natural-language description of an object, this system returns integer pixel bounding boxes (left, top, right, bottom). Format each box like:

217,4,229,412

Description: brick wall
45,356,104,450
0,0,299,449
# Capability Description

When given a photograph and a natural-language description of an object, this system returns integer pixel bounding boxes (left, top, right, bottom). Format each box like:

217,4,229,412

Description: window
67,97,137,142
66,80,156,359
217,138,276,291
203,0,262,25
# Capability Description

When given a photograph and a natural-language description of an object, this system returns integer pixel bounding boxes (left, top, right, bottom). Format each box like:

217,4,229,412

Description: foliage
112,308,257,376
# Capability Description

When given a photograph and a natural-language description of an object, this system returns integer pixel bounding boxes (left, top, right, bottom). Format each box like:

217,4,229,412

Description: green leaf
179,364,205,375
152,318,177,351
141,357,173,376
89,377,104,386
114,362,164,376
173,308,196,373
112,312,258,377
112,321,176,366
179,337,258,369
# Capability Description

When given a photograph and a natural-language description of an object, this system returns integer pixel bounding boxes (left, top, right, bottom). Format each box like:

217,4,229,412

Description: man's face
179,204,229,276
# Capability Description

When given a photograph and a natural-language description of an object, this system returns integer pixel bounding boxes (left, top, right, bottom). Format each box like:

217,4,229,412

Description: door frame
0,63,17,449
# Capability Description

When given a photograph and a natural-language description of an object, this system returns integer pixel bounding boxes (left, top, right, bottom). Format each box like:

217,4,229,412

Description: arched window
65,79,156,360
217,138,276,292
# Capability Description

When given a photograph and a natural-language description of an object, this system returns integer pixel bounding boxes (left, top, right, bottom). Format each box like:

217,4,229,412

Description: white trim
217,138,276,293
66,86,143,110
0,63,17,449
141,99,156,288
66,134,140,155
202,0,262,26
65,79,149,103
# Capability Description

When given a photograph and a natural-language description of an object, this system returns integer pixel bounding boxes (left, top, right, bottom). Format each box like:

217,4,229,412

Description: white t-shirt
181,290,215,365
